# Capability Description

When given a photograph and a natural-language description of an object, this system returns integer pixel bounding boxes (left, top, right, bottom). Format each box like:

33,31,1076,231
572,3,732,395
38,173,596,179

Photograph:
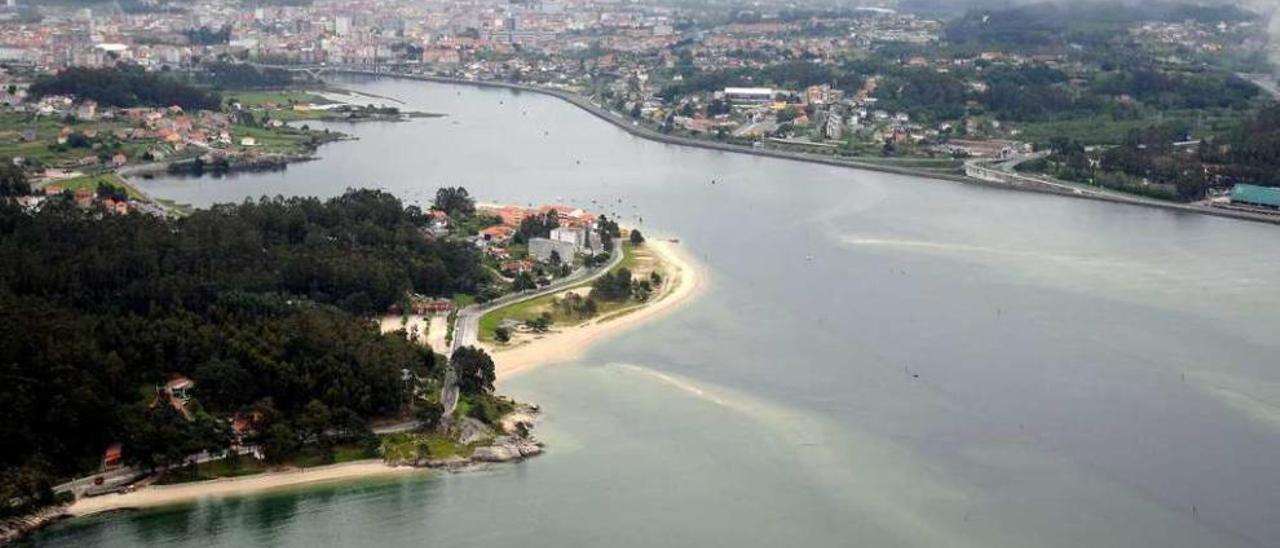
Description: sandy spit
490,239,707,381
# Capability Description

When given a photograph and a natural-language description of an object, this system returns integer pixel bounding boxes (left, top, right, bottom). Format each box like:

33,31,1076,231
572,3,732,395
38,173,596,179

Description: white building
529,237,578,263
722,87,774,104
550,226,586,248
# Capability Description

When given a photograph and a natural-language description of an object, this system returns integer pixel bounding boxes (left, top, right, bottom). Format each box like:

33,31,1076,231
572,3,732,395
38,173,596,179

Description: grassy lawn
155,456,268,485
452,293,477,308
477,241,641,342
232,125,319,154
289,443,378,468
617,240,638,270
224,89,349,123
380,432,475,461
224,89,332,108
155,442,379,485
49,172,144,199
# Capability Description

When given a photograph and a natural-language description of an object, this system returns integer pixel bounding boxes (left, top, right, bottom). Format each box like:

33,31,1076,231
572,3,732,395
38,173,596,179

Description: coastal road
340,67,1280,226
450,239,624,353
440,240,624,417
53,446,260,498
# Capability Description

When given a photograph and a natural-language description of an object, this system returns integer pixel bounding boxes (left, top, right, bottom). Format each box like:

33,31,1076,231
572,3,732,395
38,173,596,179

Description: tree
513,271,537,291
0,163,30,197
514,212,559,243
28,65,222,111
526,312,552,333
452,346,496,394
0,189,472,491
629,229,645,245
413,401,445,432
433,186,475,218
296,400,333,447
261,422,298,463
494,327,511,343
591,268,633,301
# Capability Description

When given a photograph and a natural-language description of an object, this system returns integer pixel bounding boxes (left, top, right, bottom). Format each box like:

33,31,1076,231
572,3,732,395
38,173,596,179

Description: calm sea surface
25,75,1280,547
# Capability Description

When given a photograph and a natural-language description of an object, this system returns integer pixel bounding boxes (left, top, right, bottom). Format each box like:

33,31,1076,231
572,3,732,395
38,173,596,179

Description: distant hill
904,0,1252,20
939,1,1253,49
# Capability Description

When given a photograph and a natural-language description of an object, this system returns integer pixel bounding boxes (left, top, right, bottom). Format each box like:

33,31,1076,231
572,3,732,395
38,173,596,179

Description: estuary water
25,75,1280,547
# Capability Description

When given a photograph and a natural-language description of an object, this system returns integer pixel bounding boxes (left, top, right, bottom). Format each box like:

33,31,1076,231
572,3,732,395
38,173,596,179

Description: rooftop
1230,184,1280,208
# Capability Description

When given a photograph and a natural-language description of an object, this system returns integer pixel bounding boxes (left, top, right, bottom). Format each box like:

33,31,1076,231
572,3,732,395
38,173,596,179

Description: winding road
440,239,624,416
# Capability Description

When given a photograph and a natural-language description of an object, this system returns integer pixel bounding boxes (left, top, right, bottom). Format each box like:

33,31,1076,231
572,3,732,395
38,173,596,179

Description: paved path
426,315,448,354
439,240,624,418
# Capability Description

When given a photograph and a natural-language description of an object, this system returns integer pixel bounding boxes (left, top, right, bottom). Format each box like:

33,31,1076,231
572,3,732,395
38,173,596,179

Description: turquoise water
25,76,1280,547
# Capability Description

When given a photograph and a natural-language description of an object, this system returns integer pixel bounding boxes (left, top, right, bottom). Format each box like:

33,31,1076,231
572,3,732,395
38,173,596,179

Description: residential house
73,188,94,207
502,259,535,274
101,443,123,470
481,224,515,243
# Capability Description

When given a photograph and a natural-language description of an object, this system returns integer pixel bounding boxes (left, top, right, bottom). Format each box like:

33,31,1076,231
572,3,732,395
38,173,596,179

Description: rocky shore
387,405,545,470
1,504,71,545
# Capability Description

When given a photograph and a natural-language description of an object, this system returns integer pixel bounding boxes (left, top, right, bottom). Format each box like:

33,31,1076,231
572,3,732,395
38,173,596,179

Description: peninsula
0,186,702,540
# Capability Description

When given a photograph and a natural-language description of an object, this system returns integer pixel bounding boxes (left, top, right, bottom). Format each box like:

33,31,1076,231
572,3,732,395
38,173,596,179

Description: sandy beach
490,239,706,380
67,461,423,518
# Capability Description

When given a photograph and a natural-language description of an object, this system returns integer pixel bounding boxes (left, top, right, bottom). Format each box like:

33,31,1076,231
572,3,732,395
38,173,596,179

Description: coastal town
1,0,1279,546
1,0,1279,219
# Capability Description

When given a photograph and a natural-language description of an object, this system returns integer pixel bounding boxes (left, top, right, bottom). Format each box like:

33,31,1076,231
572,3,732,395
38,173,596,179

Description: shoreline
331,69,1280,227
63,460,424,519
489,238,706,381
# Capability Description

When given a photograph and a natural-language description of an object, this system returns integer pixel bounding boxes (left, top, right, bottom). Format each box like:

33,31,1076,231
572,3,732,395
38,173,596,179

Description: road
53,446,260,497
450,239,624,353
439,239,625,417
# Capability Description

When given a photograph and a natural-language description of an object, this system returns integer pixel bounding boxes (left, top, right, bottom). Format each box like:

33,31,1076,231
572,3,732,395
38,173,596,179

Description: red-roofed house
502,259,535,274
480,225,515,243
102,443,123,470
73,188,93,207
497,206,528,227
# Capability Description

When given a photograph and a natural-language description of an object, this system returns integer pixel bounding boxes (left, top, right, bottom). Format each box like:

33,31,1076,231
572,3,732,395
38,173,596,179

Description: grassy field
49,172,144,200
224,89,352,122
380,432,475,461
232,125,321,154
155,442,380,485
477,241,642,342
154,456,268,485
224,89,332,109
0,113,158,168
1014,109,1245,145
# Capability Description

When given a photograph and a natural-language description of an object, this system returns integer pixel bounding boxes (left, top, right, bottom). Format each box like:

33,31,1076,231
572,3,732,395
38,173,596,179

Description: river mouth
30,75,1280,548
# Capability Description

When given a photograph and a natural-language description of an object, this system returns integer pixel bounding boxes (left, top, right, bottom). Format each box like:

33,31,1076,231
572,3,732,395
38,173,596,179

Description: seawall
334,70,1280,226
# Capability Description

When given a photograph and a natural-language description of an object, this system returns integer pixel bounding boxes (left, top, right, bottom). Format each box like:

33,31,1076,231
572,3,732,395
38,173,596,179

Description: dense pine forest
27,65,222,111
0,189,487,515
